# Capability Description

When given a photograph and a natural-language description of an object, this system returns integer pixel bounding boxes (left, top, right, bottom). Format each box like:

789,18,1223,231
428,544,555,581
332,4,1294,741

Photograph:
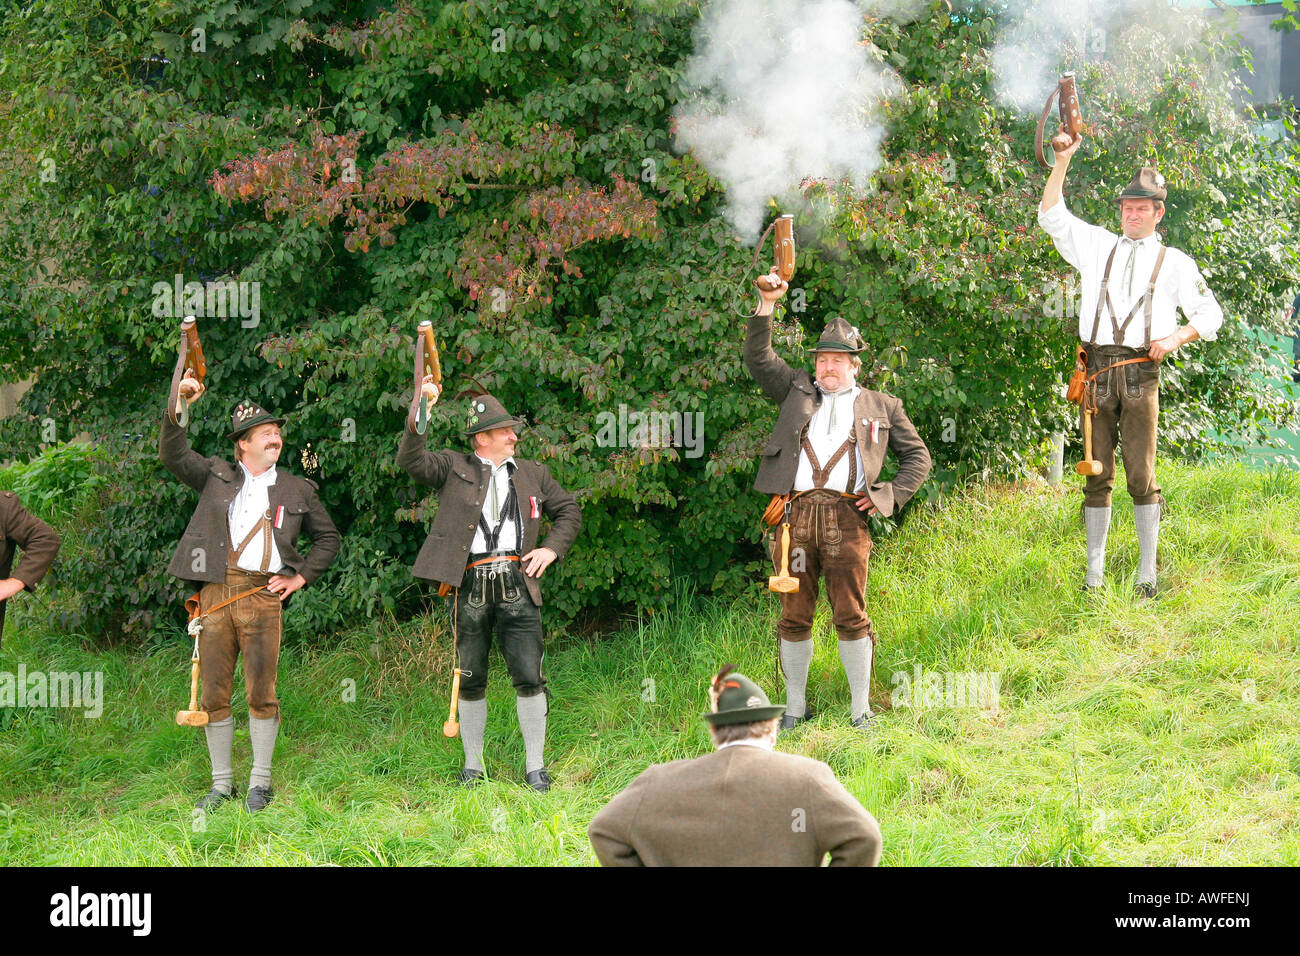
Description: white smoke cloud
991,0,1214,114
673,0,921,242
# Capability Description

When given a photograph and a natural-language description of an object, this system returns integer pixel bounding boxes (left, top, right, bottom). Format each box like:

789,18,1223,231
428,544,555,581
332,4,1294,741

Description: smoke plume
673,0,917,243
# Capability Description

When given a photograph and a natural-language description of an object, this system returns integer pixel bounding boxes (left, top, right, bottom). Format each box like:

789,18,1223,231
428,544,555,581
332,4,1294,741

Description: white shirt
716,738,775,751
1038,199,1223,346
470,455,519,553
793,384,866,494
228,461,283,573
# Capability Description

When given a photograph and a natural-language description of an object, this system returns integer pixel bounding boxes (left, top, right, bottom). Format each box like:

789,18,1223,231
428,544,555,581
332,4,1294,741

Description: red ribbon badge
274,505,284,529
529,496,539,519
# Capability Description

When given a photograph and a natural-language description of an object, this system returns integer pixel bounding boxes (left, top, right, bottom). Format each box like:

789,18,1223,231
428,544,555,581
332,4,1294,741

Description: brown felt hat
463,394,524,436
227,399,286,441
1118,166,1167,202
807,315,866,354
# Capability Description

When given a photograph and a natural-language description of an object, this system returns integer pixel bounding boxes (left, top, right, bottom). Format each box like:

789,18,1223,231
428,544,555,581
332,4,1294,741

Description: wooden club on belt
444,668,464,737
1076,402,1103,477
753,214,800,594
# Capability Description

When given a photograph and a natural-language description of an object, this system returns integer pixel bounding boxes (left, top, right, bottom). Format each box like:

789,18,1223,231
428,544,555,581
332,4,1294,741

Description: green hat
463,394,524,436
227,400,286,441
1118,166,1167,202
807,316,866,354
703,666,786,726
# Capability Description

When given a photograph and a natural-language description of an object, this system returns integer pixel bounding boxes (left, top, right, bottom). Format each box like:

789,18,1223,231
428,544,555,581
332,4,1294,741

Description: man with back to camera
587,665,882,866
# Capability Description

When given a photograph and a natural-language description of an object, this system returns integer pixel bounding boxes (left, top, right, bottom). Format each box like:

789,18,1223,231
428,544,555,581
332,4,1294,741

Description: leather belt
793,489,861,503
466,552,521,571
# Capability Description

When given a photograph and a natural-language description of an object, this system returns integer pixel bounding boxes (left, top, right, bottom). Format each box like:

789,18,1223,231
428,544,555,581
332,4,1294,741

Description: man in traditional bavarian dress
588,665,882,866
745,281,931,732
0,491,61,646
1040,135,1223,597
161,389,340,811
397,387,581,792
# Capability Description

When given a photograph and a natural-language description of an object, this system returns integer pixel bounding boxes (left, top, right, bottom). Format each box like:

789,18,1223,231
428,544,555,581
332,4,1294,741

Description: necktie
1121,237,1138,299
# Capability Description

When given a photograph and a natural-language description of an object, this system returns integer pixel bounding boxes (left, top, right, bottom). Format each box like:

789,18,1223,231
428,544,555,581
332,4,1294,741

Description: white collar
815,381,858,399
474,454,515,473
716,738,775,752
1120,232,1161,249
238,460,277,485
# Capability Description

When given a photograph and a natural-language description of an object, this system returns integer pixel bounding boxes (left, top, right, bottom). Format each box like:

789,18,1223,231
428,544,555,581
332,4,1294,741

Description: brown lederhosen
773,434,875,645
198,509,283,722
1081,241,1167,509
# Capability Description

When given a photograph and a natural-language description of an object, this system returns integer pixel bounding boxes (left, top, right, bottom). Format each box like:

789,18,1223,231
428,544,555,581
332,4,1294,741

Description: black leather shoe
1134,582,1157,599
778,709,814,735
457,768,484,789
245,785,274,812
850,713,875,732
196,786,238,811
1080,583,1100,593
524,769,552,793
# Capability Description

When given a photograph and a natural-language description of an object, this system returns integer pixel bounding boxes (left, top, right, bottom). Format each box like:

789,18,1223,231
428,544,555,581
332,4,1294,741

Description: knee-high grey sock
1134,503,1160,586
1084,506,1112,587
204,717,234,794
838,639,873,720
780,638,813,718
516,694,547,773
459,698,487,772
249,716,279,791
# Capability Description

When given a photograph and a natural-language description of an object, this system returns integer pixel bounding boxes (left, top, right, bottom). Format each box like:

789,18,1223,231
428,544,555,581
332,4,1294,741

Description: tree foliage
1,0,1296,643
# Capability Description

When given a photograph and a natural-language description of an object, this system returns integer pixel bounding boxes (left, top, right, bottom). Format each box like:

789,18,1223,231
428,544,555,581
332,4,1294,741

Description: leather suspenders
1087,240,1168,348
228,510,273,572
799,434,857,491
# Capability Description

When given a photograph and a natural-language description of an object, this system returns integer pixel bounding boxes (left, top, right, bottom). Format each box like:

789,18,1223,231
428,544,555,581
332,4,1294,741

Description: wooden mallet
1076,404,1103,477
769,520,800,593
443,668,464,738
176,633,209,727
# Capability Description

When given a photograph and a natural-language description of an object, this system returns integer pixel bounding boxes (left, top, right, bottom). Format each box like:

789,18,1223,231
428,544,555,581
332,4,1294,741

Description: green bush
1,1,1296,642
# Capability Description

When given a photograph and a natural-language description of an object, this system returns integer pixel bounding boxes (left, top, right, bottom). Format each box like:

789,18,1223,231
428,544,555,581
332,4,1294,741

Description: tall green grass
1,460,1296,864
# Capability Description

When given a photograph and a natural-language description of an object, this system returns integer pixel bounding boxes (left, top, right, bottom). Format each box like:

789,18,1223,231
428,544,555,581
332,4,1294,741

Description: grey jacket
743,310,932,516
396,429,581,606
588,744,883,867
159,414,340,588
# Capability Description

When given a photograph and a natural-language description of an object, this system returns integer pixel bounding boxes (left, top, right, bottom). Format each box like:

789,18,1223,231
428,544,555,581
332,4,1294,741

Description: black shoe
1134,582,1157,600
1080,583,1100,593
457,768,484,790
850,713,875,732
196,786,238,811
245,785,274,812
524,769,552,793
778,709,814,735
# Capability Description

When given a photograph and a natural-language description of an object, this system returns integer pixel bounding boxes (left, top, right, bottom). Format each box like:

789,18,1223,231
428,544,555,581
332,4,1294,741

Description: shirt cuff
1187,313,1221,342
1037,198,1069,230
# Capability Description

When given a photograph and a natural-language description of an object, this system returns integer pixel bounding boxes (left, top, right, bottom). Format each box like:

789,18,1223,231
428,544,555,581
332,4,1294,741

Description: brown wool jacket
744,311,932,516
396,428,581,606
159,414,340,589
588,744,883,867
0,490,62,640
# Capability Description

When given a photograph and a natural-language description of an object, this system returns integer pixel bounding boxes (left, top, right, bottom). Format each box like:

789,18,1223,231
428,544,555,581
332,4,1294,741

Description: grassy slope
1,460,1296,865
